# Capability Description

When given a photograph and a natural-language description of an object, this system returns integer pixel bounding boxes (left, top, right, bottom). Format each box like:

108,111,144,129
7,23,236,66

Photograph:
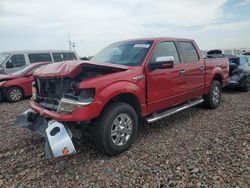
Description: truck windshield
0,53,10,65
91,41,153,66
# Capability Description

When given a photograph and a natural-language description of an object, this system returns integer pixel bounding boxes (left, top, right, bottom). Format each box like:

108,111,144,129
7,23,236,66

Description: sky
0,0,250,56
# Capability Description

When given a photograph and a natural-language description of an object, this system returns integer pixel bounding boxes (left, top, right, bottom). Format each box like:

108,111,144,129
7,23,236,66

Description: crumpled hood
0,74,17,81
34,60,129,78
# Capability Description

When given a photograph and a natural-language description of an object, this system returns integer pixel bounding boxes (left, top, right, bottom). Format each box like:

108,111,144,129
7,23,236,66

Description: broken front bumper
15,109,76,159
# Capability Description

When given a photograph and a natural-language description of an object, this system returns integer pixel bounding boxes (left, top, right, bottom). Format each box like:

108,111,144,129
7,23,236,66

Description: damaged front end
16,109,76,159
32,77,94,114
15,61,128,159
31,62,127,115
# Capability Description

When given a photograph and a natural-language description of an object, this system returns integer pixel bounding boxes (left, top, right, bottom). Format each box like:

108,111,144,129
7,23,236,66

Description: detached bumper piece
228,80,239,88
15,109,76,159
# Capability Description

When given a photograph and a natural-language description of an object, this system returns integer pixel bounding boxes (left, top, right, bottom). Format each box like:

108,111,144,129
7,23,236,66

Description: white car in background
222,49,243,56
0,50,80,74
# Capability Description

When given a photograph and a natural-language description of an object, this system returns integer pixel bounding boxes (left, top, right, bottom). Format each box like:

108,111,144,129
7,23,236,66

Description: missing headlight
57,89,95,115
79,88,95,100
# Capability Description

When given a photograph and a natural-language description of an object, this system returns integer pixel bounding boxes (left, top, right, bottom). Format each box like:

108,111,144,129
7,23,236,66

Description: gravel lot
0,90,249,187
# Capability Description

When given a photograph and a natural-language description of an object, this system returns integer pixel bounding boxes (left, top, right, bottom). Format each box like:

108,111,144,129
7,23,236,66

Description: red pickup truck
16,38,229,158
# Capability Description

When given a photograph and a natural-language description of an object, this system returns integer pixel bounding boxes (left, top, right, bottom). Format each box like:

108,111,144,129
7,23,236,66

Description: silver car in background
0,50,80,74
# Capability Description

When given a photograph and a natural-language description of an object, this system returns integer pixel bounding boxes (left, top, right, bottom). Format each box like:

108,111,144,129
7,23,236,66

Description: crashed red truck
16,38,229,159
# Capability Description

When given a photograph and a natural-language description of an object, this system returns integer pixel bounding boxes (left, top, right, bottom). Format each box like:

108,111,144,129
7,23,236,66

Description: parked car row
0,50,79,102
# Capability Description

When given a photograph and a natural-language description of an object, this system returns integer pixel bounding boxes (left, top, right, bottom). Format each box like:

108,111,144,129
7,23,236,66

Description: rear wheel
93,102,138,156
203,80,222,109
6,87,24,102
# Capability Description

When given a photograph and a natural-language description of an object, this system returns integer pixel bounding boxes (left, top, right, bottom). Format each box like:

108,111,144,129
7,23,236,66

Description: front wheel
6,87,24,102
93,102,138,156
203,80,222,109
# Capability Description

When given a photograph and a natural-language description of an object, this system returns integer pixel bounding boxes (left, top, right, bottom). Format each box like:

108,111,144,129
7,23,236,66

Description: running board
146,99,204,123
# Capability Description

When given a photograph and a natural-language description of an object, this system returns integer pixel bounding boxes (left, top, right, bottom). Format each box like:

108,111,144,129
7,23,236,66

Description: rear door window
28,53,52,63
6,54,26,68
150,42,180,64
179,42,199,62
52,52,76,62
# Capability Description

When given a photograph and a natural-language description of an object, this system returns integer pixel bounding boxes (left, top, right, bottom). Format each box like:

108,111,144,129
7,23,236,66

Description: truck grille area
34,77,79,111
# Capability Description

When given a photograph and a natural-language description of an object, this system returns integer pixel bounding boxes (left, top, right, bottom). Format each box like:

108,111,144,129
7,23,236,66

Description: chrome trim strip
60,97,92,106
146,99,204,123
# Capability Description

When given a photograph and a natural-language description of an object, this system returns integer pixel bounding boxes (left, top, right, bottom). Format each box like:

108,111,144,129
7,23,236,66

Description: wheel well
213,74,222,85
5,86,25,96
106,93,141,117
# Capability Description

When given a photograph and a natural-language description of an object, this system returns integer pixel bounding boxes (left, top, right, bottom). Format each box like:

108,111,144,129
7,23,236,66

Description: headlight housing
57,88,95,115
32,82,37,100
32,87,37,100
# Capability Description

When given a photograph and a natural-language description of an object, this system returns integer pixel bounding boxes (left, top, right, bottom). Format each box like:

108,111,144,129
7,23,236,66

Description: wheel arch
212,73,223,86
7,85,25,94
101,92,142,118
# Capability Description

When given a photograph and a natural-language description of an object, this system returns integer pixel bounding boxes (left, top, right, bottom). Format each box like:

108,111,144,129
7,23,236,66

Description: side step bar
146,99,204,123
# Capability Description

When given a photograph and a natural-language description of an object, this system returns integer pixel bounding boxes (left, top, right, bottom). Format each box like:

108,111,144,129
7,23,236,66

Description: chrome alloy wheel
111,113,133,146
212,85,220,104
9,89,22,101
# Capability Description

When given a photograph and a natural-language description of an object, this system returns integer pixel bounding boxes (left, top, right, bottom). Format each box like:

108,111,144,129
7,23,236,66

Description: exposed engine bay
33,63,126,111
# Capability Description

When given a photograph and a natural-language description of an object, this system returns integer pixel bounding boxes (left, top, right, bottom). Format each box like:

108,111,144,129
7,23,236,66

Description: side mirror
25,74,33,77
149,56,174,70
6,60,14,68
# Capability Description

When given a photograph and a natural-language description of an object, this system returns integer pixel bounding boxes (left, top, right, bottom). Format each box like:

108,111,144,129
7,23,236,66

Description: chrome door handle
179,69,186,76
200,66,205,70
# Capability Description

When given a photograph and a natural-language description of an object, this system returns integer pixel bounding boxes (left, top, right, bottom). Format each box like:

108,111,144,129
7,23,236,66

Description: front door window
6,54,26,69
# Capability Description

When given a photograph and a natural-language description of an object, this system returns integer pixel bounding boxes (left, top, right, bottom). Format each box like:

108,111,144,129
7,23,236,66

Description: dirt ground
0,90,249,187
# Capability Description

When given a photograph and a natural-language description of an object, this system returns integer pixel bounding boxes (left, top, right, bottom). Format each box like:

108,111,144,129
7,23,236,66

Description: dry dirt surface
0,90,249,188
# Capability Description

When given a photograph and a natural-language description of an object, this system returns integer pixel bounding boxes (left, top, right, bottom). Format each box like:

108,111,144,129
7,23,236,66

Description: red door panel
181,61,205,98
146,63,188,113
177,41,205,99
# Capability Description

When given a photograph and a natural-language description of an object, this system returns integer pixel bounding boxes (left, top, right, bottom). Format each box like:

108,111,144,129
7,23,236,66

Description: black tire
203,80,222,109
6,87,24,102
240,77,249,92
93,102,138,156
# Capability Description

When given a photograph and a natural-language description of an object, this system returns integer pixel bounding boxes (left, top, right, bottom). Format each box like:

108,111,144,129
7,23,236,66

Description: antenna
68,30,72,51
67,30,76,51
72,42,76,52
